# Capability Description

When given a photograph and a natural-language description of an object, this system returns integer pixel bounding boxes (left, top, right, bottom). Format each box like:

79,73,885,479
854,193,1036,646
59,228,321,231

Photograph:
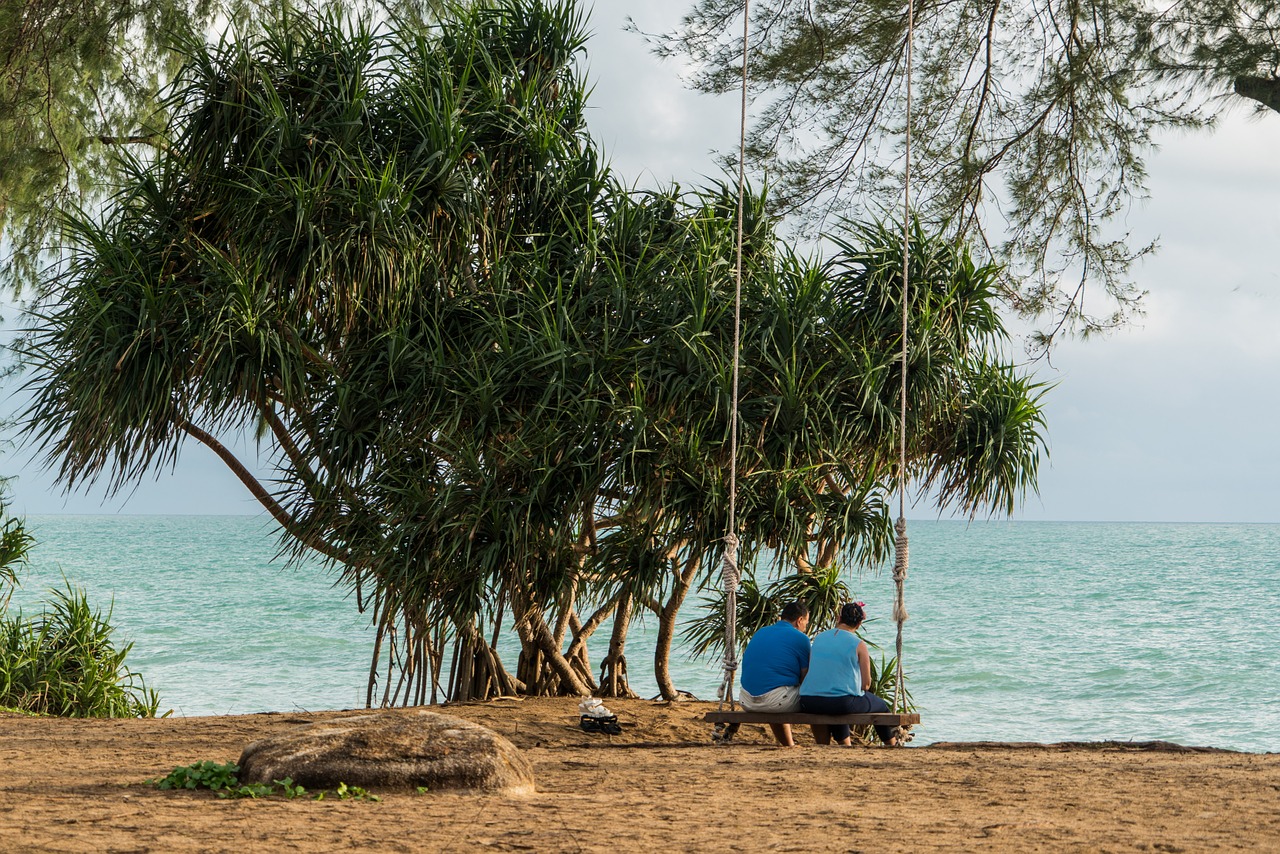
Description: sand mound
236,709,534,793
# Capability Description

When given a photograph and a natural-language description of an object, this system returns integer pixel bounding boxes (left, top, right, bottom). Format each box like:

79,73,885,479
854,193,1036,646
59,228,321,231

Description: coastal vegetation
1,482,157,718
4,0,1276,322
18,0,1048,705
0,583,160,717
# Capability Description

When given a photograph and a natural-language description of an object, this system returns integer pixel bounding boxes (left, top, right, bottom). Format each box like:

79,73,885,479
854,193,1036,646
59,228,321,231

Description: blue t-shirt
799,628,862,697
740,620,811,695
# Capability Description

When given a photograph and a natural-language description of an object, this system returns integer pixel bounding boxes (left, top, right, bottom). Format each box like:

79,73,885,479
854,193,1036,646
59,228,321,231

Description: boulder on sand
237,710,534,793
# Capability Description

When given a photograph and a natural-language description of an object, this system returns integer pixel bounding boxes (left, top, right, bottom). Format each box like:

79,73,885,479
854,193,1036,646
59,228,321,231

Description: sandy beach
2,698,1277,852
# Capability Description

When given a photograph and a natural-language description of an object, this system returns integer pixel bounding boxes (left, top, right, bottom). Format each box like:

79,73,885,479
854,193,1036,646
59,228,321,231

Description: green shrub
0,582,160,717
0,502,33,612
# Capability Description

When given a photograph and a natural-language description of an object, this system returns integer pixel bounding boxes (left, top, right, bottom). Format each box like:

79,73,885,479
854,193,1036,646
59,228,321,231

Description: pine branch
1234,76,1280,114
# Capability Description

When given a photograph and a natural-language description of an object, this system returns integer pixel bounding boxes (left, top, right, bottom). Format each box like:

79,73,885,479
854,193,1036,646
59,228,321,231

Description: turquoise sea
8,516,1279,752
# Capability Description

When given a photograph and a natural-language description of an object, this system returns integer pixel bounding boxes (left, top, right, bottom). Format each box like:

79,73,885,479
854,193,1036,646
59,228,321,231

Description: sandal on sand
578,698,622,735
580,713,622,735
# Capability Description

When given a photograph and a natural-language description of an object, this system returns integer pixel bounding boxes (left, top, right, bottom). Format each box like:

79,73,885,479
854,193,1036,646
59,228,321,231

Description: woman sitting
798,601,898,747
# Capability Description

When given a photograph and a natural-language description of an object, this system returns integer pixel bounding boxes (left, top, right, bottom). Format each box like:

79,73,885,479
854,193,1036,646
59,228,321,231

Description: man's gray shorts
738,684,801,713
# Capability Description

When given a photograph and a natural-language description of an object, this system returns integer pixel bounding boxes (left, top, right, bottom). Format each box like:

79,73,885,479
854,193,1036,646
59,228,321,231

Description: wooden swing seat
704,711,918,728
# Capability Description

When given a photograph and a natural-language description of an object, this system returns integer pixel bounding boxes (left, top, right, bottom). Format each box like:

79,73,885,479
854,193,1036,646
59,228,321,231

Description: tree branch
1234,76,1280,114
565,594,618,661
177,418,352,565
96,134,171,151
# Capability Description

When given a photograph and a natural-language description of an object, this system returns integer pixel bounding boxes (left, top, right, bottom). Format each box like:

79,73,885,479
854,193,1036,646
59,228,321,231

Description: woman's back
800,628,862,697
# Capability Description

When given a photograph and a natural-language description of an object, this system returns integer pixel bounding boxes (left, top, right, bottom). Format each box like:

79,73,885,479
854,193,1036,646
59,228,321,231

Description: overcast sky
4,0,1279,522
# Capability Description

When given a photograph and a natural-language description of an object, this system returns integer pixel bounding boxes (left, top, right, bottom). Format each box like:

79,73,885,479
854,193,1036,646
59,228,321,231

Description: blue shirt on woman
799,628,862,697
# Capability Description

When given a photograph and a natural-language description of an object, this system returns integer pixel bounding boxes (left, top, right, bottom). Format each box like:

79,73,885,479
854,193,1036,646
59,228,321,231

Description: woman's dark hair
839,601,865,627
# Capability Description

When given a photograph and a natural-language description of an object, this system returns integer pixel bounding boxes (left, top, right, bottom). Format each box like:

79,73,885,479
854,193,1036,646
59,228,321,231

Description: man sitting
738,600,811,746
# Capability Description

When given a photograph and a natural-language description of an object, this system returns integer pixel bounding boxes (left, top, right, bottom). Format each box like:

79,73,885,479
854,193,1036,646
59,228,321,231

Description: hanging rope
717,0,752,711
893,0,916,714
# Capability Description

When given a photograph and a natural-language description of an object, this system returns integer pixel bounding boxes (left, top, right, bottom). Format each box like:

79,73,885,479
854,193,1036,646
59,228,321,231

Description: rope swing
716,0,751,711
718,0,915,717
893,0,916,714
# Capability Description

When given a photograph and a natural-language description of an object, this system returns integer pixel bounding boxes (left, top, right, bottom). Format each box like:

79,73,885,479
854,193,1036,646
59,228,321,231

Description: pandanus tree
20,0,1048,704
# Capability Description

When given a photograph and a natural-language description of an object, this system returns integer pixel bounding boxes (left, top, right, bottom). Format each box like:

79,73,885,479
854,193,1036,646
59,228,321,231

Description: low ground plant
151,761,380,801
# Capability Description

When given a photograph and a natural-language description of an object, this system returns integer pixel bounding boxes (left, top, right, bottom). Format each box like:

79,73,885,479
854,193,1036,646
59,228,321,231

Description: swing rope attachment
716,532,741,709
716,0,752,713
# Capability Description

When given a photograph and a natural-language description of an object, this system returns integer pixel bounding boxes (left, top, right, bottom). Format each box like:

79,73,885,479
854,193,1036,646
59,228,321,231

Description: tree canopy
0,0,448,295
1,0,199,291
19,0,1048,703
654,0,1280,347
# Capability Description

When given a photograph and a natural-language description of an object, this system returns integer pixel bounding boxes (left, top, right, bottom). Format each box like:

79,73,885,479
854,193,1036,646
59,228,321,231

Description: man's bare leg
768,723,795,746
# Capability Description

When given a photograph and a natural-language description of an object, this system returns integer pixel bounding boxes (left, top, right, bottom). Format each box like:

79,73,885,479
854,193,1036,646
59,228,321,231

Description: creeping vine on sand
149,761,380,801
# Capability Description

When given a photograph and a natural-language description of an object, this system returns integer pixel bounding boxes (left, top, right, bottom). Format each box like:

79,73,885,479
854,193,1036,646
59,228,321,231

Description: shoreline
3,698,1278,851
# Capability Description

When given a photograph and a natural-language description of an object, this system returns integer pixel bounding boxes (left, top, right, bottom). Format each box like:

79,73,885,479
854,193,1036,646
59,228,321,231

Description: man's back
740,620,811,696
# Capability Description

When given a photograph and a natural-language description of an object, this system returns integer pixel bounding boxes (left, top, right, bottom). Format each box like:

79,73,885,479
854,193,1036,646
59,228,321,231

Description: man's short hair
780,600,809,623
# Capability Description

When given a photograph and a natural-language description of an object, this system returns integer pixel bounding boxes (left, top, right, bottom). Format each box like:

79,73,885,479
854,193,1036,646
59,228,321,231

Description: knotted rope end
892,516,909,583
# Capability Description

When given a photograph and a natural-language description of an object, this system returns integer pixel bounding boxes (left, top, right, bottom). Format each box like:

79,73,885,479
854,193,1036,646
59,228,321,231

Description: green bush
0,506,34,612
0,583,160,717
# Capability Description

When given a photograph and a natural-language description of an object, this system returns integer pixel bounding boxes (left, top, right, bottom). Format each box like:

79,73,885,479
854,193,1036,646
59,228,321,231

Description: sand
2,697,1277,852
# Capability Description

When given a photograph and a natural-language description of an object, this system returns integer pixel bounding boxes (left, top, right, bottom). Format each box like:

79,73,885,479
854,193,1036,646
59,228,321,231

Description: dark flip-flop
580,714,621,735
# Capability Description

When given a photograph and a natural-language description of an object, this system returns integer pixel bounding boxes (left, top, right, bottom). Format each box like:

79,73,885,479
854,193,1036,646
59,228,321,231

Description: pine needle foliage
654,0,1280,347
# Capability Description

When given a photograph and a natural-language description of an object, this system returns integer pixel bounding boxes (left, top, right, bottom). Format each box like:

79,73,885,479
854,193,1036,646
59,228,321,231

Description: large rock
237,710,534,793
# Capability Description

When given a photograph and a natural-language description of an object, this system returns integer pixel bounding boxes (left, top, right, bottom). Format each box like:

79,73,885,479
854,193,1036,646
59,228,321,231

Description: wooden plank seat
704,711,919,727
704,710,919,744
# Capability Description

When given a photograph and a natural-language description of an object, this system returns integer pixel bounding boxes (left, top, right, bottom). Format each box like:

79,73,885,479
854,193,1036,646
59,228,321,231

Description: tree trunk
566,610,592,676
450,623,521,701
531,610,594,695
512,591,593,696
566,597,616,662
653,553,701,701
552,577,578,646
514,615,543,692
597,590,637,698
653,596,682,701
1235,76,1280,114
